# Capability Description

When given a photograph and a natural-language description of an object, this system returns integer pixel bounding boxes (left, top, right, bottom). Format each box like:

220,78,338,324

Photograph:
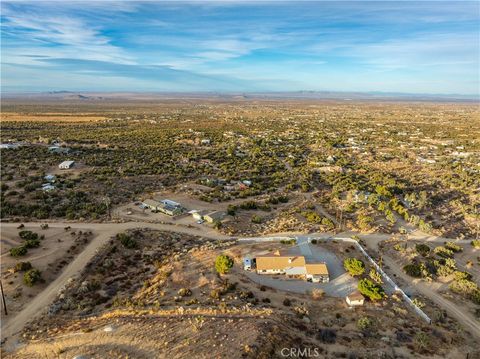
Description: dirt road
356,231,480,338
1,220,479,349
0,220,230,349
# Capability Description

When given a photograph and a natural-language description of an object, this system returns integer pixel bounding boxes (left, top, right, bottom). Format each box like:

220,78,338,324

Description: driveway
296,236,345,281
244,271,357,298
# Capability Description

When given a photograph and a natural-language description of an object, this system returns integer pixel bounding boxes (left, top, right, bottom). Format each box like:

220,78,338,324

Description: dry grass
1,113,106,122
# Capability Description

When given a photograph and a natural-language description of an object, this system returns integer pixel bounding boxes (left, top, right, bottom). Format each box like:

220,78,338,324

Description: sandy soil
1,225,94,316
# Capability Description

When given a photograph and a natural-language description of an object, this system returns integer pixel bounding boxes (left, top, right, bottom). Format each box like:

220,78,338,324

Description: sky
1,1,479,94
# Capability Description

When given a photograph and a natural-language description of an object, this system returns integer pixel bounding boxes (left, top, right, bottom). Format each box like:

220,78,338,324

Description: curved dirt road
0,221,230,349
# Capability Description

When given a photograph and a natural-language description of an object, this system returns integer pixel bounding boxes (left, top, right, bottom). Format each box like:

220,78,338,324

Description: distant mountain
1,90,478,102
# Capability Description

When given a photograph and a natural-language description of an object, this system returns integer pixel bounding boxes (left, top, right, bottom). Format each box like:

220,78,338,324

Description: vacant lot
1,225,94,318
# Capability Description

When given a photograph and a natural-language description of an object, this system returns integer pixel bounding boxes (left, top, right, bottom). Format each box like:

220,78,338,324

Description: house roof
204,211,225,219
59,160,74,166
143,199,161,207
346,291,364,301
305,263,329,276
256,255,306,271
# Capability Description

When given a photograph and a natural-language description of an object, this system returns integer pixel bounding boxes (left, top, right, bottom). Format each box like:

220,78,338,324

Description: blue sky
1,1,479,94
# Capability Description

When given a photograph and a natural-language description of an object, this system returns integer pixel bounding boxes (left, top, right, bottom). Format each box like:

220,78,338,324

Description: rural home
41,183,56,192
58,160,75,169
346,291,365,306
142,199,183,216
255,251,329,282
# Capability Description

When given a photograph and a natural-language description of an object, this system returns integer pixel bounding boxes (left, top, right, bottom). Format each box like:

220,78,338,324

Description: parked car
197,220,205,224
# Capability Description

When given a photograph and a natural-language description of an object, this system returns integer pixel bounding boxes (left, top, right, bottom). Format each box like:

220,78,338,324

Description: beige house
346,291,365,306
255,251,329,282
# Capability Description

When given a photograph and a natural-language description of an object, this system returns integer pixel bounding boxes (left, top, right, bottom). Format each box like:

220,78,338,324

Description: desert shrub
303,211,322,223
311,288,324,299
444,242,462,253
10,245,28,257
215,254,234,274
343,258,365,276
227,205,237,216
415,243,430,257
317,328,336,344
19,230,39,241
358,279,385,301
357,316,374,331
24,238,40,248
369,268,383,284
280,238,296,245
450,279,480,304
239,200,258,210
23,268,42,287
178,288,192,297
403,263,423,278
116,233,137,249
414,332,431,351
15,261,32,272
412,297,425,309
283,298,291,306
251,215,262,224
471,240,480,249
434,246,454,258
454,271,472,281
393,243,406,252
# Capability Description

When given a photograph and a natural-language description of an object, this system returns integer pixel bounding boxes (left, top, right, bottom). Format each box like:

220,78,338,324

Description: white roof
59,160,74,167
285,266,307,275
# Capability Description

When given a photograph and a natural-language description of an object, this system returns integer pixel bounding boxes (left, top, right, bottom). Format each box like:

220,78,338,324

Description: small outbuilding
204,211,225,223
346,291,365,306
243,257,254,270
58,160,75,169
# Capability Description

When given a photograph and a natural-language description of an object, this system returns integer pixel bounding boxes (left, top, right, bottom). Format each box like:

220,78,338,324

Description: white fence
352,240,432,324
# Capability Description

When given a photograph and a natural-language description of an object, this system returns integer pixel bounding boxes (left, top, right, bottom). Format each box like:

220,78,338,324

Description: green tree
215,254,234,274
343,258,365,276
358,278,385,301
23,268,42,287
10,245,28,257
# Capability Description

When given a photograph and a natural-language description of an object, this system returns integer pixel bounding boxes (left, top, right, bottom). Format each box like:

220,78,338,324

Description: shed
58,160,75,169
204,211,225,223
346,291,364,306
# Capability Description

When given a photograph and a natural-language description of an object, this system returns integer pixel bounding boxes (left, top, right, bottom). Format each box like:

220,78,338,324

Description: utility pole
0,279,7,316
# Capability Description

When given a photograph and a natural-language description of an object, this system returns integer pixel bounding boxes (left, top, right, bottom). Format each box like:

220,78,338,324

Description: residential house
42,183,56,192
58,160,75,169
44,174,56,182
255,251,329,282
256,251,306,274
